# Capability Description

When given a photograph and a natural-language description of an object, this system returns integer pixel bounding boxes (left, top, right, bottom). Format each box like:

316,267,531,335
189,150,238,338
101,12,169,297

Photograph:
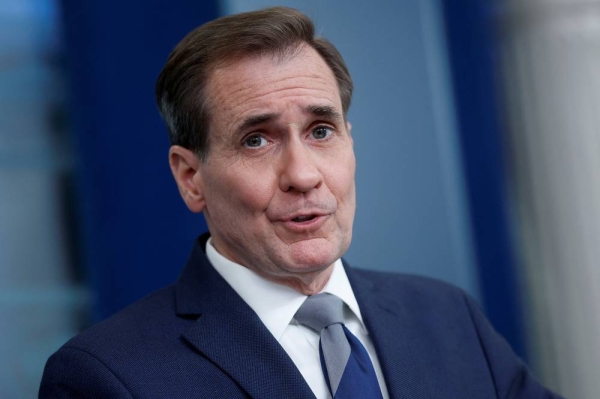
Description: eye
311,126,333,140
243,134,268,148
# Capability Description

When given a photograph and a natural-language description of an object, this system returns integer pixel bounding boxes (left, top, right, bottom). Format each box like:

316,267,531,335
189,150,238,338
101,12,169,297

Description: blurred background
1,0,598,397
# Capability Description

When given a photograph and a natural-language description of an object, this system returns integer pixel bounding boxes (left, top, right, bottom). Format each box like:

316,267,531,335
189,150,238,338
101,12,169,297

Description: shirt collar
205,237,366,340
321,258,365,328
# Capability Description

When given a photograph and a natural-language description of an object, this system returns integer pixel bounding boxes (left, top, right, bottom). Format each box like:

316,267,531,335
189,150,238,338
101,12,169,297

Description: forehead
205,46,342,132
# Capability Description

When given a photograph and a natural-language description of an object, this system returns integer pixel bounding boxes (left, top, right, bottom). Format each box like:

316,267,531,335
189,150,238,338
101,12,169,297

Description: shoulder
346,266,486,335
348,267,564,398
42,284,186,376
40,284,211,397
349,266,471,305
353,267,461,289
64,284,181,354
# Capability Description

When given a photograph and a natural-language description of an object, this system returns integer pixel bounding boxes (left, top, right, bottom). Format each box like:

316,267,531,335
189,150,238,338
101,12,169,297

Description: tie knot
294,293,345,332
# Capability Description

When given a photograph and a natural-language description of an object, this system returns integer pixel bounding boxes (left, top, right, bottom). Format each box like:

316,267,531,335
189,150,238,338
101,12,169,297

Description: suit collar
174,233,314,398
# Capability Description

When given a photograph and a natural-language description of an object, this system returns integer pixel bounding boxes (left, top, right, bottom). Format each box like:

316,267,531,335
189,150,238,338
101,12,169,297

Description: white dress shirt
206,238,389,399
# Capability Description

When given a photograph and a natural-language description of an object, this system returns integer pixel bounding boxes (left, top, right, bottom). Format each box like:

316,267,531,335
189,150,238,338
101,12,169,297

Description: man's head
159,7,356,294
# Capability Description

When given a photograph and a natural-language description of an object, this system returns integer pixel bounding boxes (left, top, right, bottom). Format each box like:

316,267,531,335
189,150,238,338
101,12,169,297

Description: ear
169,145,206,213
346,121,353,143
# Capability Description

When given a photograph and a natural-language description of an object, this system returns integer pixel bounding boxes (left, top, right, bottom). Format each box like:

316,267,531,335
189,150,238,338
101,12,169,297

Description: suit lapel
345,263,442,399
175,236,314,399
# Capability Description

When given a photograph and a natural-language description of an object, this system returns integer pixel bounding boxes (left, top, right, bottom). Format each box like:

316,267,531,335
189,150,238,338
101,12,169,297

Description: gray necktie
294,293,383,398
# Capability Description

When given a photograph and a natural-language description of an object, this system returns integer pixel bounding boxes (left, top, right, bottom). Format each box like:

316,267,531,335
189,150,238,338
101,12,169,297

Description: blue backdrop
60,0,217,321
441,1,526,358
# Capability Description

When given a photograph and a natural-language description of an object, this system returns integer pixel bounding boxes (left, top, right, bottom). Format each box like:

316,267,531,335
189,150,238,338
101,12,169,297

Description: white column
499,1,600,398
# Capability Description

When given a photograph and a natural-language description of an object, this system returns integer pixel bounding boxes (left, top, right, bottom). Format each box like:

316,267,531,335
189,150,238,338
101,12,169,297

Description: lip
279,213,330,233
284,210,329,222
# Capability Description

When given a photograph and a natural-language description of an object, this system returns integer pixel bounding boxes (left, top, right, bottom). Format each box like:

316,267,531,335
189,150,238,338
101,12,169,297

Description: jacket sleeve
39,346,133,399
462,293,565,399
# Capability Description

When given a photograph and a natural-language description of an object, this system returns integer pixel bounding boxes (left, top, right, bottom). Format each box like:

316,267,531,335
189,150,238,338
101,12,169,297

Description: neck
207,236,337,296
257,265,334,296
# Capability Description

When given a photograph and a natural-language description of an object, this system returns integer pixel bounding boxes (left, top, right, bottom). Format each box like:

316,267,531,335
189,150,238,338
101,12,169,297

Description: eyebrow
235,105,343,135
304,105,343,121
236,113,278,134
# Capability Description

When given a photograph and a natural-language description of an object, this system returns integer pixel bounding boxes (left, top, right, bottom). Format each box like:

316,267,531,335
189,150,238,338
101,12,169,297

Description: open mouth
291,215,317,222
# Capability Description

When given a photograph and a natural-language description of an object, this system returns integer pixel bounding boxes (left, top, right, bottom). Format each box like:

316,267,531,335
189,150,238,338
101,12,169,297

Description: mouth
280,212,330,232
291,214,318,223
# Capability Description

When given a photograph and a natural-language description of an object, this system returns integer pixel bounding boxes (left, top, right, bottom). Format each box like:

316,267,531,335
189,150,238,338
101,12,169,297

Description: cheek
327,155,356,230
207,170,276,218
327,153,356,202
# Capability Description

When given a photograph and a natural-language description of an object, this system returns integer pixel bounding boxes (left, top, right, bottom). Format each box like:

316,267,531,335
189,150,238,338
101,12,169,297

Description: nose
279,141,323,193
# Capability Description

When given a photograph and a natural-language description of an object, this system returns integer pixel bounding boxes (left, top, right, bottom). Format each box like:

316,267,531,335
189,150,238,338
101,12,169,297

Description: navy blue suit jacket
40,235,561,398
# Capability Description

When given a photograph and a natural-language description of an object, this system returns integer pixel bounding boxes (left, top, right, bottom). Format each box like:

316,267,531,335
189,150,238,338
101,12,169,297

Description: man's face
183,45,356,290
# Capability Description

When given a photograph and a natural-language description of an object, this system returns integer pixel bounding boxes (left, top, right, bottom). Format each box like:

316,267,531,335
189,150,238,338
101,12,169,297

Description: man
40,7,561,398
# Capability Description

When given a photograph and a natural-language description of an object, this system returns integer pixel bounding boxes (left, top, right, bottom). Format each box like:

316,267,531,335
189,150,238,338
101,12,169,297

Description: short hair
155,6,353,161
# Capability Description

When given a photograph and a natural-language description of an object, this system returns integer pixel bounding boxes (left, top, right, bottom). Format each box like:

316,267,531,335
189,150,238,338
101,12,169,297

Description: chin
285,238,345,271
